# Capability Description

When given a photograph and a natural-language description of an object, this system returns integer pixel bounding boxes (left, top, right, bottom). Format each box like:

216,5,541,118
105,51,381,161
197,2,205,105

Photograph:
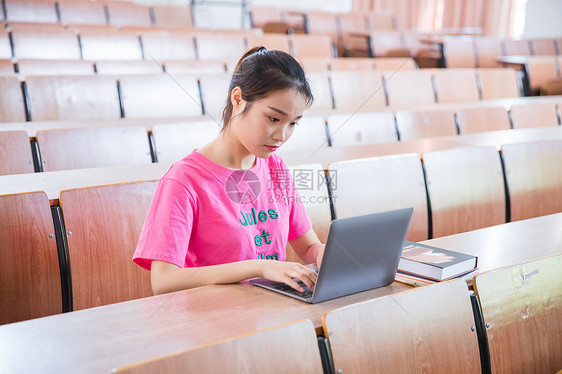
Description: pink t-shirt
133,150,312,270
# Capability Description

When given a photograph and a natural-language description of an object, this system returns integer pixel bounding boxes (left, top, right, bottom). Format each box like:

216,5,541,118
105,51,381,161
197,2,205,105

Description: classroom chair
327,112,398,147
152,5,194,29
60,180,158,310
423,146,506,237
395,109,457,141
323,279,481,373
0,191,62,324
141,30,197,61
113,320,324,373
305,11,339,44
330,71,386,112
305,72,334,113
456,106,511,134
0,130,35,175
502,39,531,56
17,59,95,76
58,0,107,25
25,75,121,121
151,121,220,163
95,61,163,75
0,76,27,122
369,31,406,57
368,10,397,30
296,57,330,73
105,1,152,27
196,32,248,61
501,139,562,221
473,254,562,373
433,68,480,103
9,23,81,60
36,126,153,172
79,27,143,61
249,6,283,29
120,74,202,119
384,70,435,108
247,34,291,54
198,73,231,120
524,56,560,95
0,59,14,74
530,38,557,55
328,153,429,241
285,164,332,263
474,37,503,68
290,34,335,58
477,68,521,100
163,60,226,75
4,0,58,23
373,57,417,71
509,101,559,128
338,12,370,57
328,57,375,71
278,116,329,153
443,36,477,68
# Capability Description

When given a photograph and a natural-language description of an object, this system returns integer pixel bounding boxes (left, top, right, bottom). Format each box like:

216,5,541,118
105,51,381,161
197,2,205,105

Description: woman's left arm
288,228,325,266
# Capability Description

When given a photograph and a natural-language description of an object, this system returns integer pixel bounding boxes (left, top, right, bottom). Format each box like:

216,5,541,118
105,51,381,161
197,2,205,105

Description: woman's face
229,87,307,158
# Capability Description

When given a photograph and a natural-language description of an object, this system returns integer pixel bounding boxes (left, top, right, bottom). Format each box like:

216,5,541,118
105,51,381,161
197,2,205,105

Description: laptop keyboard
276,280,313,298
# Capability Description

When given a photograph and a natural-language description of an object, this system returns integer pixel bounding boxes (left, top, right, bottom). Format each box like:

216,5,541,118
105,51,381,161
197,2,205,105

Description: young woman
133,46,325,295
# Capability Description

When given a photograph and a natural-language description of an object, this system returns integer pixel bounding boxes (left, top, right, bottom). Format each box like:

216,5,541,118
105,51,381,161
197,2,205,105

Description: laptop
250,207,413,303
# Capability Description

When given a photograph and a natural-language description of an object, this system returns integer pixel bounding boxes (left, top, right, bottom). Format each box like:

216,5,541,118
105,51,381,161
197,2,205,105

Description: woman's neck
198,131,256,170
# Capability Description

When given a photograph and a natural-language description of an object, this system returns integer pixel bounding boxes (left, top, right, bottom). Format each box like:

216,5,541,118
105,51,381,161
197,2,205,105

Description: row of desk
0,212,560,372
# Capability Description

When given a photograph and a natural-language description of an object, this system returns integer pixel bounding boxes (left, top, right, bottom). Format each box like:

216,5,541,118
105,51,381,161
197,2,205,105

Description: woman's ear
230,87,245,111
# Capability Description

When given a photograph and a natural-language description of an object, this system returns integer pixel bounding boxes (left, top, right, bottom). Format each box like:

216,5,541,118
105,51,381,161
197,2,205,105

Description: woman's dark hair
221,46,314,129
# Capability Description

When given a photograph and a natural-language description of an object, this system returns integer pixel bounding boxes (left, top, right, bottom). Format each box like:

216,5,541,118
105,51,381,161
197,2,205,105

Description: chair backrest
328,58,374,71
433,68,480,103
120,74,202,119
443,36,477,68
423,146,506,237
151,121,220,163
198,73,231,120
0,130,35,175
306,11,339,41
247,34,291,54
328,153,428,241
105,1,152,27
323,279,481,373
473,254,562,374
17,59,94,76
501,139,562,221
36,126,152,172
164,60,226,75
195,32,247,60
141,30,196,61
279,116,329,153
285,164,332,263
475,37,503,68
152,5,193,29
395,109,457,141
0,59,14,74
305,72,334,113
58,0,107,25
456,106,511,134
95,61,163,75
327,112,397,147
0,28,11,59
0,191,62,324
531,38,557,55
113,319,324,373
25,75,121,121
368,10,396,30
502,39,531,56
384,70,435,108
477,68,520,100
338,12,369,34
373,57,417,71
295,57,330,73
290,34,334,58
0,76,26,122
4,0,58,23
60,180,157,310
525,56,560,93
10,23,81,60
330,71,386,112
80,28,143,61
509,101,559,128
250,6,282,28
369,31,405,57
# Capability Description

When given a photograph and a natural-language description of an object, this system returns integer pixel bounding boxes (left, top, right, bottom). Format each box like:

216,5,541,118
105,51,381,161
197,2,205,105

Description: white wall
523,0,562,38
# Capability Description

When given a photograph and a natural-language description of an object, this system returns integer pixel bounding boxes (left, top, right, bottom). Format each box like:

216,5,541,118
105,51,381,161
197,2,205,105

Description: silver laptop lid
312,207,413,303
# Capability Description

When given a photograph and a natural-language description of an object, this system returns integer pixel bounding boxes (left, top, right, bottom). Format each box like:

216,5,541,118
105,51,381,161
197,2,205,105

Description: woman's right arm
151,259,318,295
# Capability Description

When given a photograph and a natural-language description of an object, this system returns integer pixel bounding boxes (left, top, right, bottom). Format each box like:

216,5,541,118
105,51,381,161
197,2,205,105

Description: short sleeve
133,178,196,270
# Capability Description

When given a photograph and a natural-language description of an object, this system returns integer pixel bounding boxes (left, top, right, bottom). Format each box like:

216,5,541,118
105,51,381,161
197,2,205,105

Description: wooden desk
0,281,410,373
422,212,562,275
0,163,172,204
279,138,465,167
440,127,562,149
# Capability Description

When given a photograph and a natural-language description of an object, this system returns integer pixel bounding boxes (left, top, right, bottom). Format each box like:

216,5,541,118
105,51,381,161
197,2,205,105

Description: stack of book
395,241,478,286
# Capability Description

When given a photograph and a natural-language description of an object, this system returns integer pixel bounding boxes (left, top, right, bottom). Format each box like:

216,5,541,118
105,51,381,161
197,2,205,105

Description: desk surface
440,126,562,148
0,281,410,373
